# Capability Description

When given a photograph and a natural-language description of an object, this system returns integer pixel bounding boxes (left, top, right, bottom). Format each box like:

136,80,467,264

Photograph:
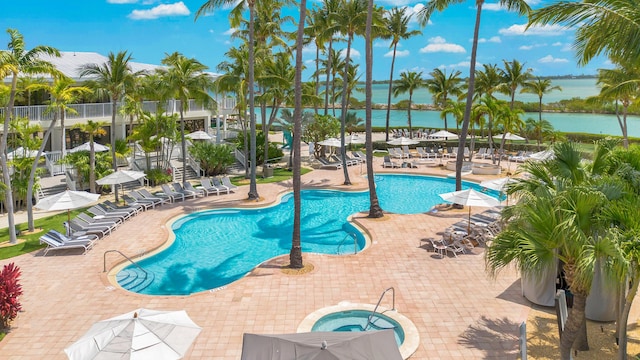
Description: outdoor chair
137,189,172,205
171,183,198,200
212,177,231,194
184,182,206,197
382,156,400,168
199,178,221,196
39,232,94,256
67,219,111,238
221,177,238,192
161,184,185,202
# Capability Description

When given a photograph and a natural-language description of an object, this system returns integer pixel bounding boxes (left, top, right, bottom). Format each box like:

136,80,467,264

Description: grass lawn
0,209,85,260
231,166,312,185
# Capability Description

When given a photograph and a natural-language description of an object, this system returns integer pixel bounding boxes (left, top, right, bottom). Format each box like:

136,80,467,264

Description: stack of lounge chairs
39,177,240,255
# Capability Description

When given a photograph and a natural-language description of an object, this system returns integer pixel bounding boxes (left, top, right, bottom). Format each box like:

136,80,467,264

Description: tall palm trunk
290,0,307,269
617,270,639,359
180,108,187,185
407,91,413,138
365,0,382,218
60,110,66,157
2,74,19,244
27,114,58,231
314,46,320,114
339,36,353,185
89,140,96,193
455,3,482,192
110,97,119,202
247,2,259,200
537,95,543,150
324,39,334,116
385,43,398,142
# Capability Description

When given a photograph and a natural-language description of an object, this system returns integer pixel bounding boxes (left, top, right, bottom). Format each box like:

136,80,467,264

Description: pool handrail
365,287,396,331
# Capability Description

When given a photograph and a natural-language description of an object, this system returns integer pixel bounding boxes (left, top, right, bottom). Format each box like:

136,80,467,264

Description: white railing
44,151,66,176
0,97,237,122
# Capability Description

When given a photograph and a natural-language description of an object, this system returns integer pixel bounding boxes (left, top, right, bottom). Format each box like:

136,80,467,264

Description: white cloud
538,55,569,63
482,3,504,11
561,43,573,52
223,27,238,36
108,0,137,3
303,44,317,54
374,40,392,48
339,48,360,59
420,36,465,53
384,49,410,58
519,45,533,50
476,36,501,43
552,42,563,46
375,0,415,5
499,23,568,36
128,1,190,20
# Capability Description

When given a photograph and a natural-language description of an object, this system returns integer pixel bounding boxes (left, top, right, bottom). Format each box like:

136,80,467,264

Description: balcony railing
0,98,237,122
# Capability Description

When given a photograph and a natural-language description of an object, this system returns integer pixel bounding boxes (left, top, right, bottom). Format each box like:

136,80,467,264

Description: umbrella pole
467,206,471,233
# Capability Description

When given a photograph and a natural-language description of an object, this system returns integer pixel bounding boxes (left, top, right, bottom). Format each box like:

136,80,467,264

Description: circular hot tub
298,302,419,359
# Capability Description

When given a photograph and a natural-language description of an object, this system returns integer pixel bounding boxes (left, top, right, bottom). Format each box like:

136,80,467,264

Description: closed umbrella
439,188,500,232
35,190,101,222
97,170,147,203
64,308,201,360
70,142,109,153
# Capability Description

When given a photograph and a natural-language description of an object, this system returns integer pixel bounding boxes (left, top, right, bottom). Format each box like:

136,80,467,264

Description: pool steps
116,268,155,292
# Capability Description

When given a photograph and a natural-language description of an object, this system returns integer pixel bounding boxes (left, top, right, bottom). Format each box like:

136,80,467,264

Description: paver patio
0,159,529,359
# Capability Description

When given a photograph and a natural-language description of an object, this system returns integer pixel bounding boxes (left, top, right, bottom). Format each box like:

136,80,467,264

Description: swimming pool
116,175,499,295
310,309,405,346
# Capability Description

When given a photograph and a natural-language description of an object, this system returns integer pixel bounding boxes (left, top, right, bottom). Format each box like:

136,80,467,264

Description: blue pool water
311,310,405,346
118,175,499,295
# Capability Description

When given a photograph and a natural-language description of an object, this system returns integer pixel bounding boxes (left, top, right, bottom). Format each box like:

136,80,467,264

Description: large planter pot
521,264,557,307
445,161,473,171
472,163,501,175
586,259,617,321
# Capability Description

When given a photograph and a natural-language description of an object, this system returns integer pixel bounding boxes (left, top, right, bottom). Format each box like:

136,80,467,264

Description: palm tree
524,117,554,150
494,105,524,166
474,63,502,99
383,7,422,141
363,0,383,218
24,75,91,231
319,0,342,116
0,28,59,244
335,0,368,185
488,141,625,359
159,52,215,186
393,71,424,139
425,68,463,131
78,51,141,202
197,0,260,200
73,121,107,194
476,95,506,162
498,59,531,109
590,62,640,149
290,0,308,269
529,0,640,66
521,77,561,150
418,0,530,191
256,52,295,175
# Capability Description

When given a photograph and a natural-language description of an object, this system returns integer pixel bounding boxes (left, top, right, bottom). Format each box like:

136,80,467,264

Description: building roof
7,51,218,82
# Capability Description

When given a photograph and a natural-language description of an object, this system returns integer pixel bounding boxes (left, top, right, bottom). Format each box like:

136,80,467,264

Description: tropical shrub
0,263,22,330
189,142,237,176
303,114,340,159
145,168,173,186
61,151,112,191
232,132,283,166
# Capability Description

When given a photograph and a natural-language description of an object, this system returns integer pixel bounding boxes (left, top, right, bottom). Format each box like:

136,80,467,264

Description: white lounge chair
184,182,206,197
161,184,185,202
200,178,221,196
39,232,95,255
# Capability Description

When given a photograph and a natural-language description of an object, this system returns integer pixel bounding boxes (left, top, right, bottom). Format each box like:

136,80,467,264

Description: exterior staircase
170,159,200,183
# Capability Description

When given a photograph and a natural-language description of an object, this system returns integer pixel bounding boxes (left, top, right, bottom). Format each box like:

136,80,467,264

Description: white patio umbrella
528,148,554,161
69,142,109,153
480,177,515,192
35,190,101,222
480,177,516,205
387,136,419,146
64,308,202,360
319,137,346,146
439,188,500,232
97,170,146,202
7,147,39,159
428,130,458,140
493,132,525,141
345,134,366,144
185,130,212,140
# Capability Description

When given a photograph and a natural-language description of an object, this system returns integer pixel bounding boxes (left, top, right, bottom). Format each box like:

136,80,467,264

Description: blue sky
4,0,611,81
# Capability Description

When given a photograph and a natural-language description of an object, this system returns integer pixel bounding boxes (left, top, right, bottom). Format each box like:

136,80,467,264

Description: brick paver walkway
0,159,529,359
